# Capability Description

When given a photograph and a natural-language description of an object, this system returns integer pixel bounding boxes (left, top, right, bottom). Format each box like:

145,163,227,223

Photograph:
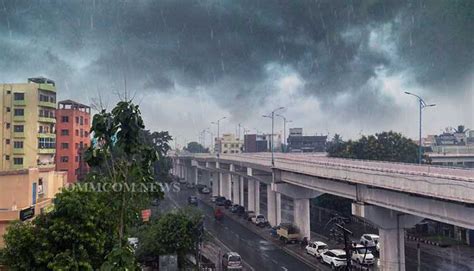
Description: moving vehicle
243,211,255,221
200,187,211,194
305,241,328,258
320,249,347,270
188,196,198,206
360,234,379,248
214,208,224,221
230,204,240,213
351,244,375,266
215,197,226,206
222,252,242,270
252,214,267,226
276,223,301,244
223,199,233,208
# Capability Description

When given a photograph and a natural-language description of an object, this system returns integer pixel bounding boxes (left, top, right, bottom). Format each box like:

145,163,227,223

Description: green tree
140,130,173,182
327,131,418,163
184,141,208,153
136,208,203,267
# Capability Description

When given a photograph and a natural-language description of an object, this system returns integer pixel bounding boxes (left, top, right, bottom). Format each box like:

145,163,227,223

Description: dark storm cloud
0,0,472,121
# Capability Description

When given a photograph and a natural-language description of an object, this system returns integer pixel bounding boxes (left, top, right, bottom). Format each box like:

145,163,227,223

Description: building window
61,116,69,123
75,116,79,124
5,155,10,160
6,123,10,129
6,107,10,112
75,143,79,149
61,156,69,163
75,156,79,162
6,90,11,94
38,178,44,195
13,93,25,100
6,139,10,144
84,131,88,137
61,129,69,136
13,125,24,132
13,157,23,165
76,129,79,136
38,138,55,149
80,116,84,125
80,129,84,137
85,118,88,125
61,143,69,149
14,108,24,116
13,141,23,149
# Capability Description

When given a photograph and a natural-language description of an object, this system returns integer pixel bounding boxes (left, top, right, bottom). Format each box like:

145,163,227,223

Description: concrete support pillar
212,172,219,197
239,176,244,206
352,203,423,271
219,172,231,199
232,175,240,204
267,188,280,226
247,179,255,211
294,198,310,240
276,192,282,225
254,181,260,214
194,167,198,185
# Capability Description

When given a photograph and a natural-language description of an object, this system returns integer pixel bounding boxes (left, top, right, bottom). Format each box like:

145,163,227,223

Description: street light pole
276,114,292,153
405,92,436,164
263,107,285,167
211,117,226,154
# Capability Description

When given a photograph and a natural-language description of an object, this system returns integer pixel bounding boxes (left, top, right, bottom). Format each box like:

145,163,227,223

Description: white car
351,244,375,265
305,241,328,258
252,214,267,225
360,234,379,247
320,249,347,269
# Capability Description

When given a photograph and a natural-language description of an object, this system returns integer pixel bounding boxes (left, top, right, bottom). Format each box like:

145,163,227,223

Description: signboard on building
20,206,35,221
141,209,151,222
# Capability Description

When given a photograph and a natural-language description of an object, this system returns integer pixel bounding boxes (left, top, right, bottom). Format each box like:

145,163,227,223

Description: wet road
164,189,321,271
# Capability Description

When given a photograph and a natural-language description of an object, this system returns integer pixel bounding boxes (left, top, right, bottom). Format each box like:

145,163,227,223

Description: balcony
39,101,56,108
38,133,56,139
38,148,55,154
13,132,25,138
13,100,26,106
39,83,56,92
13,115,25,122
38,117,56,123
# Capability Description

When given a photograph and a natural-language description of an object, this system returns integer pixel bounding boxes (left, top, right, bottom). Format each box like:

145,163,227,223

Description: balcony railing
39,101,56,108
38,148,55,154
13,115,25,122
38,116,56,123
13,100,26,106
39,83,56,92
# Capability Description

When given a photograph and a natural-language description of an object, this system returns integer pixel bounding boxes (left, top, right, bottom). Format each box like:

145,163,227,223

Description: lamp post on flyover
276,114,292,153
263,106,285,167
404,92,436,164
211,117,226,154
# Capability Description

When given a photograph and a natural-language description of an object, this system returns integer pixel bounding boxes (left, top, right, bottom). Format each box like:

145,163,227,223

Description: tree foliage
184,141,209,153
327,131,418,163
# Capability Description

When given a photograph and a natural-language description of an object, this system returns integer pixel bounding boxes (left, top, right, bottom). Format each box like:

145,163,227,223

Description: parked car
351,244,375,266
243,211,255,221
252,214,267,226
188,196,198,206
210,196,218,203
360,234,379,248
223,199,232,208
196,184,206,191
320,249,347,270
277,223,301,244
215,197,226,206
222,252,242,270
201,187,211,194
305,241,328,258
235,206,245,216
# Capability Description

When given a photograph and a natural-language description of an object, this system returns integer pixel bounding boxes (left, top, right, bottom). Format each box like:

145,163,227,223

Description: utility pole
211,117,226,155
335,223,353,270
263,107,285,167
276,114,292,152
405,92,435,164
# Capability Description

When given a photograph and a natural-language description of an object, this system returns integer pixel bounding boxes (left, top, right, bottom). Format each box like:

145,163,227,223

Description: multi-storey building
55,100,91,183
215,133,243,154
0,78,57,170
0,168,66,247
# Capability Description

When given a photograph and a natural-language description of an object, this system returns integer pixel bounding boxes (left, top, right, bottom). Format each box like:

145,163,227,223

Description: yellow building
216,133,243,154
0,168,66,247
0,77,56,170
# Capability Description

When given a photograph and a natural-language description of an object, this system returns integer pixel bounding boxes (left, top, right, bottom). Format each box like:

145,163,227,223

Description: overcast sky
1,0,472,148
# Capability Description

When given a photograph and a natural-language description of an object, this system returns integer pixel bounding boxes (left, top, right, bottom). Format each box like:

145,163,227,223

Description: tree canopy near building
184,141,209,153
